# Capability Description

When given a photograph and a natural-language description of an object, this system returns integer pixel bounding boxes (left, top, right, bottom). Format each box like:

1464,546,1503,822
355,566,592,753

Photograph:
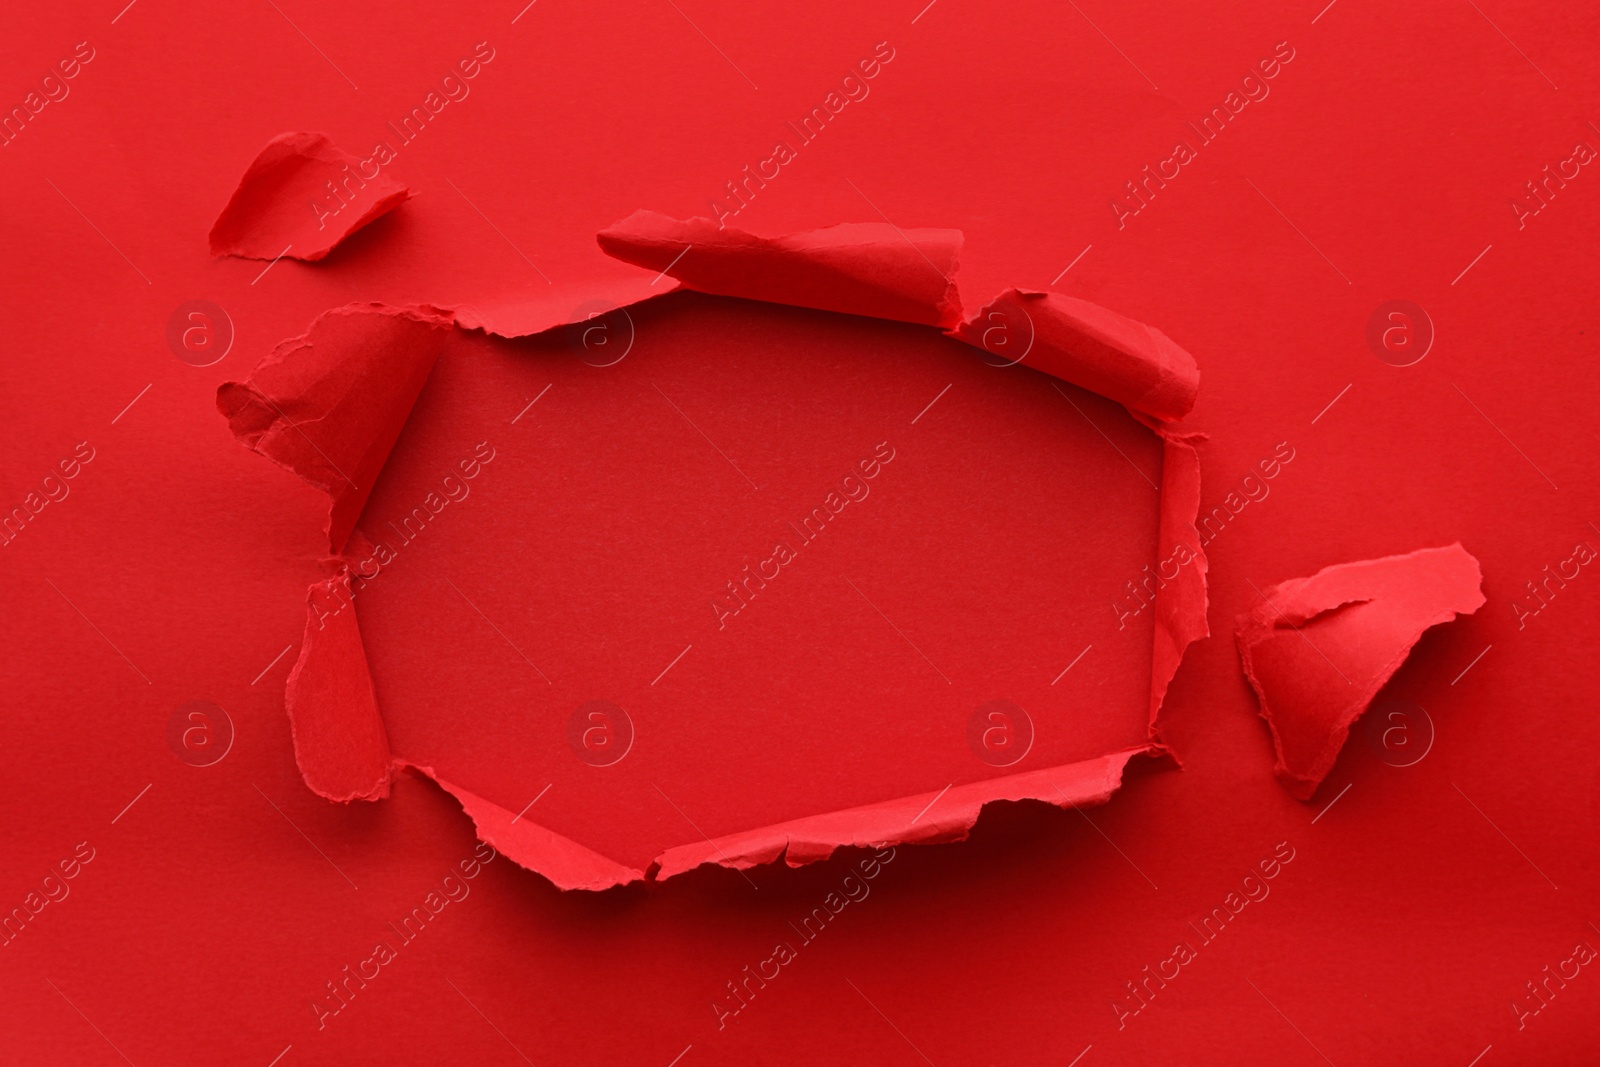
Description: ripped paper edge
225,220,1211,888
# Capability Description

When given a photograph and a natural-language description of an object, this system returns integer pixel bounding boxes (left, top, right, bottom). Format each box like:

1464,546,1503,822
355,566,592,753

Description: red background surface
3,0,1598,1063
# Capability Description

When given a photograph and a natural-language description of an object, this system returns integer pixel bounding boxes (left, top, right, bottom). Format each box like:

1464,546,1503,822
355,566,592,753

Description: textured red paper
216,304,452,553
210,132,415,262
597,209,962,328
954,289,1200,422
1236,544,1486,799
9,2,1599,1063
217,218,1208,889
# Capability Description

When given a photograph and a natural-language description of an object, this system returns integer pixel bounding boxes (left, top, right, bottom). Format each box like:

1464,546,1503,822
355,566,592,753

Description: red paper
954,289,1200,423
216,303,453,554
1236,544,1486,800
597,209,962,328
14,5,1598,1061
209,132,415,262
218,217,1207,889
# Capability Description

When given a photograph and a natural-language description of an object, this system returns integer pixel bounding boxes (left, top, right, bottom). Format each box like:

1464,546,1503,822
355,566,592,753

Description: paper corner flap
1235,543,1486,800
650,746,1168,884
952,288,1201,423
595,209,962,329
209,131,415,262
216,302,455,555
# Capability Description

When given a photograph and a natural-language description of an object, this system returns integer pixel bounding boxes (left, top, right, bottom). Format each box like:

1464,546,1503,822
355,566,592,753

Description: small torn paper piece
210,132,415,261
1236,544,1485,800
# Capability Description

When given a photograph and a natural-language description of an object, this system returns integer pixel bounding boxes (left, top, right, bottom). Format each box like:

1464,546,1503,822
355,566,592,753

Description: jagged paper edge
652,746,1166,883
397,747,1165,891
223,219,1211,887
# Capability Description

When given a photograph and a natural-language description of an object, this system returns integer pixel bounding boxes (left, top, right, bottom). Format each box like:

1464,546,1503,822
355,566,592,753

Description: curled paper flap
953,289,1200,422
1236,543,1485,800
595,214,1198,424
210,132,415,261
216,303,454,555
653,746,1165,882
597,210,962,329
285,577,393,802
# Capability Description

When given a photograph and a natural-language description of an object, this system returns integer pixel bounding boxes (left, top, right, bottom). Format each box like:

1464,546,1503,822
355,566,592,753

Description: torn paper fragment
597,210,962,328
284,577,392,803
209,132,414,261
653,747,1164,882
216,303,453,554
953,289,1200,422
1236,544,1485,800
